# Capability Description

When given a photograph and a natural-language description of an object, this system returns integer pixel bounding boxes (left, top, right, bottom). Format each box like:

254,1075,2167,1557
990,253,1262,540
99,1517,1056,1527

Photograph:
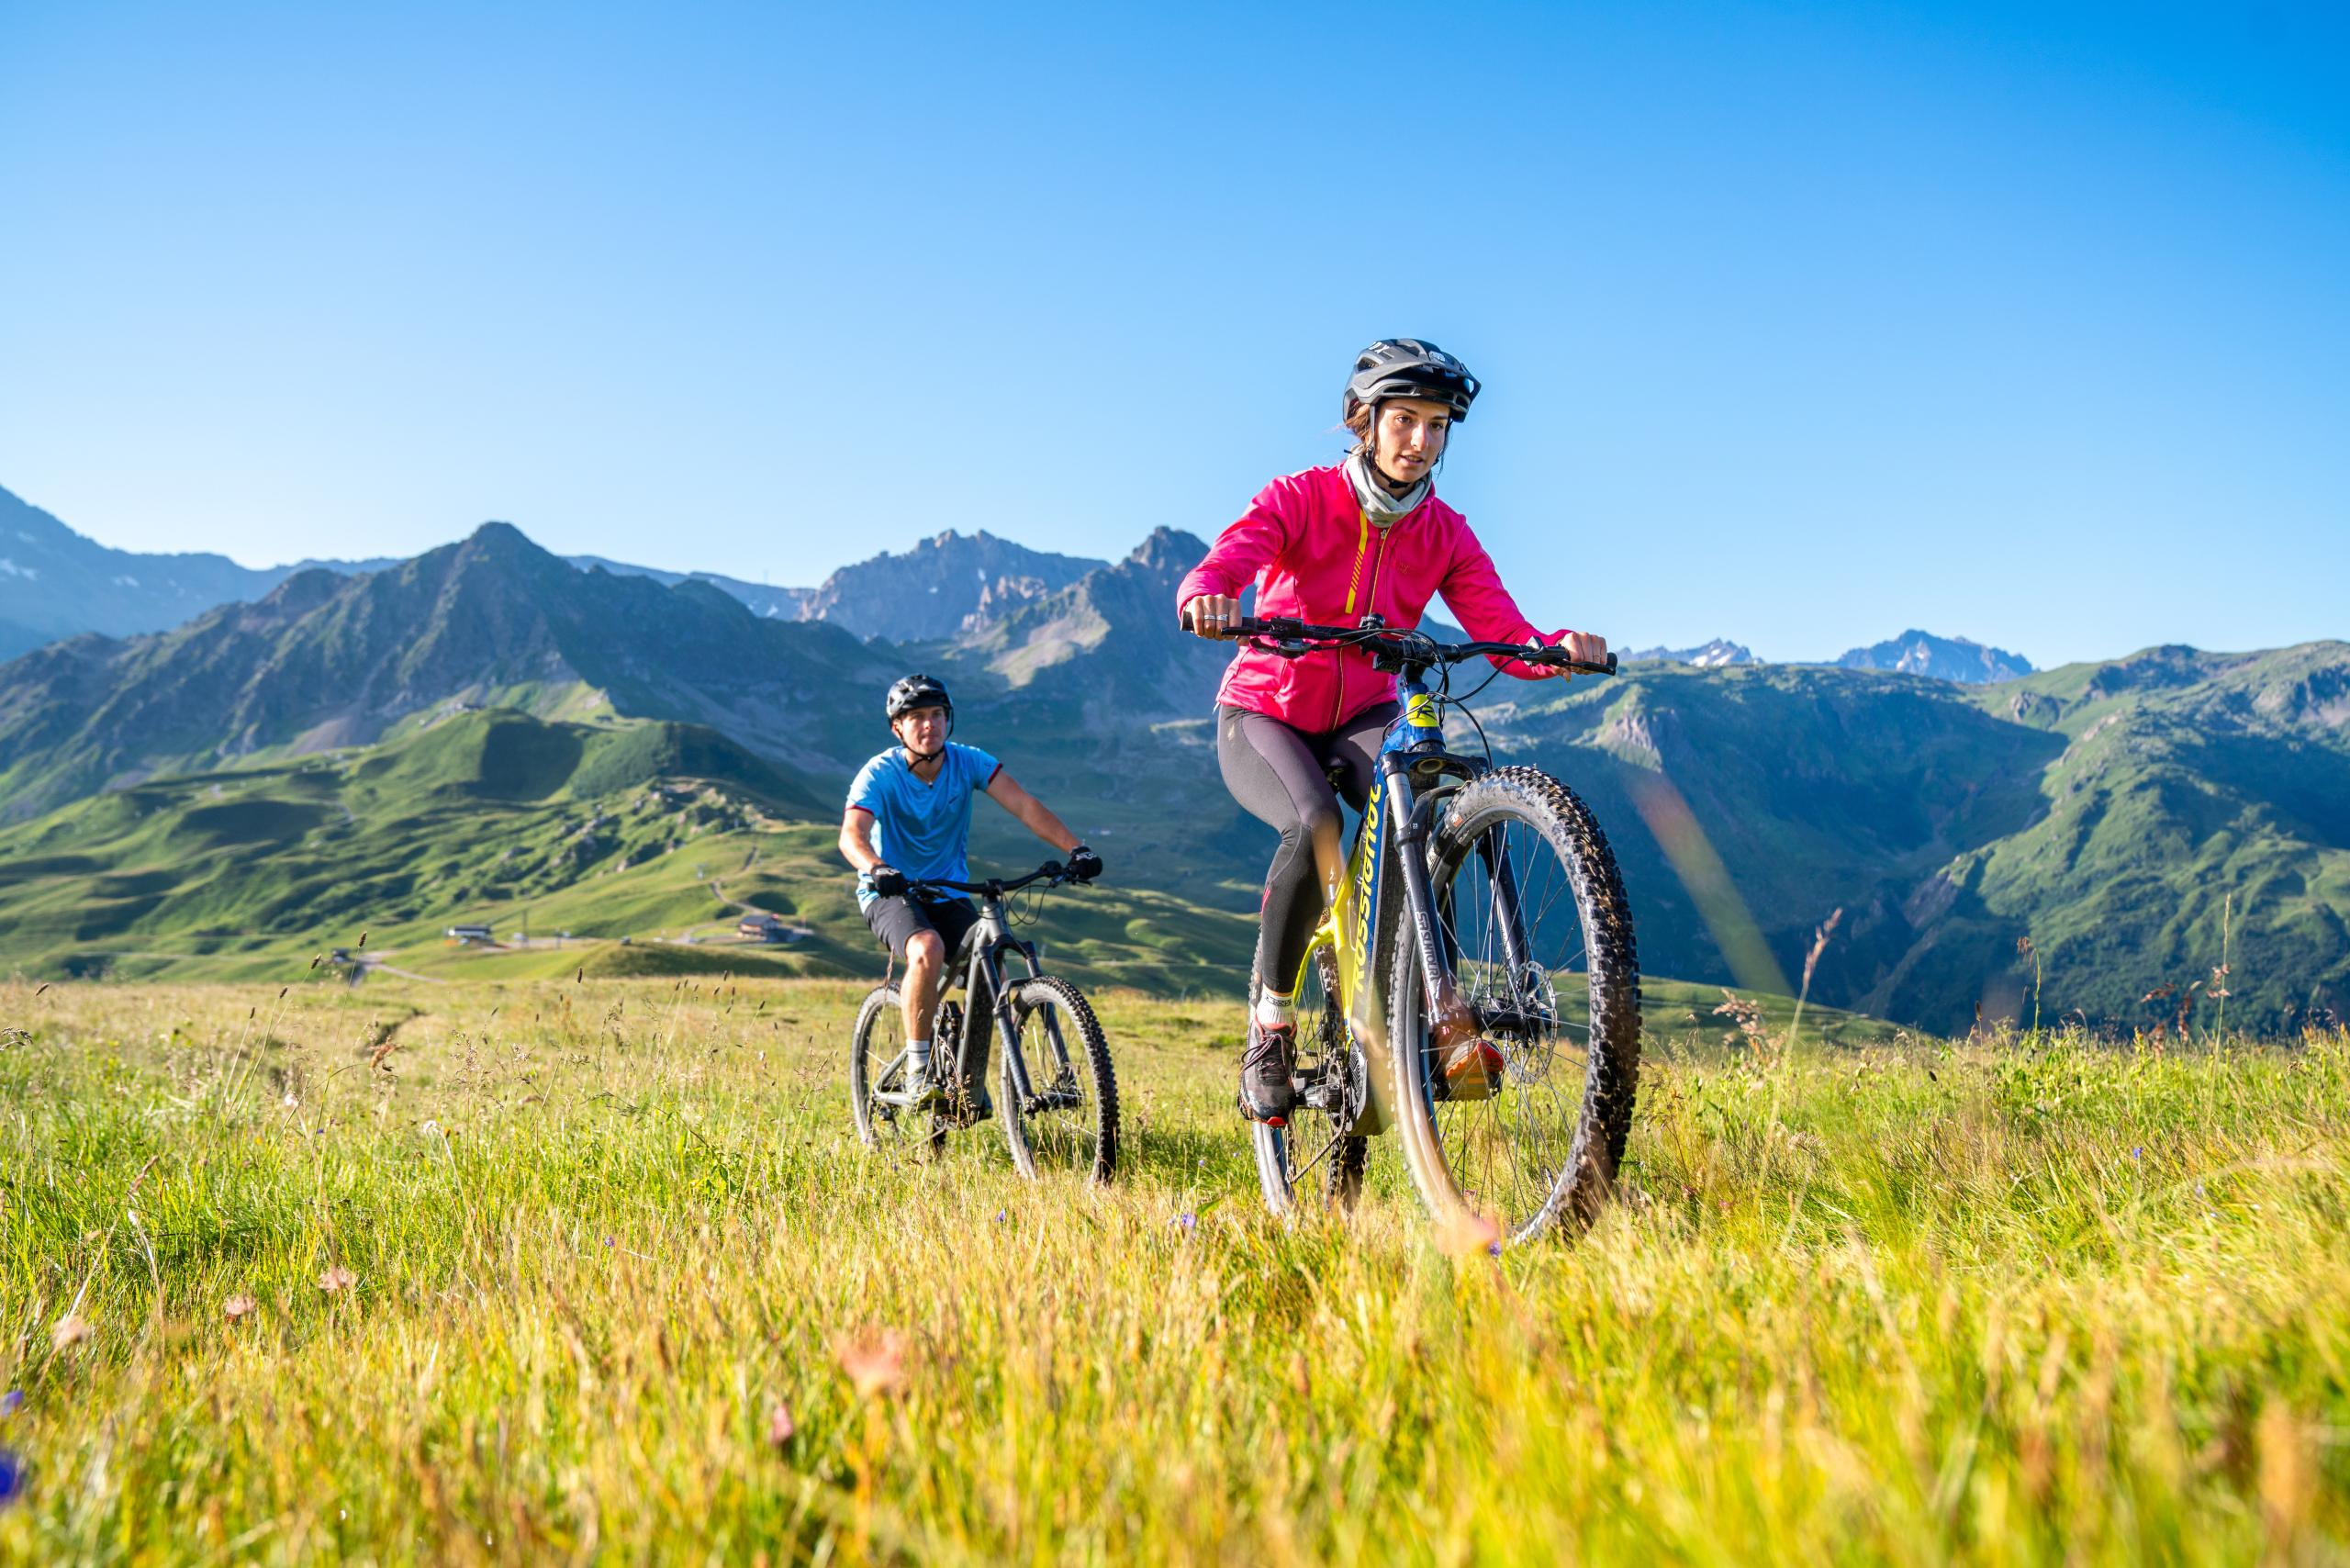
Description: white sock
907,1037,933,1071
1256,989,1295,1029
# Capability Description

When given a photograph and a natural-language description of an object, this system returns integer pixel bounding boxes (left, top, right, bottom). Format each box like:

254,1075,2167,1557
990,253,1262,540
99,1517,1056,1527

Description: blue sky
2,1,2343,666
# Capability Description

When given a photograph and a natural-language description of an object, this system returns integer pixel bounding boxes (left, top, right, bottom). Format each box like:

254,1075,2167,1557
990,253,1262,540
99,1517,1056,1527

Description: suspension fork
1384,754,1481,1057
979,931,1055,1105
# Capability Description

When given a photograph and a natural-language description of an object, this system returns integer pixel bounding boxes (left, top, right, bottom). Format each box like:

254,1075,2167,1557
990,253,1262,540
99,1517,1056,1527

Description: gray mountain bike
848,860,1118,1182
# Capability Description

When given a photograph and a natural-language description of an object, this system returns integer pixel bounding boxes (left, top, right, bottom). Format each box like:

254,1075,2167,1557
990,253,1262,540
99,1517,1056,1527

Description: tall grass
1,977,2345,1562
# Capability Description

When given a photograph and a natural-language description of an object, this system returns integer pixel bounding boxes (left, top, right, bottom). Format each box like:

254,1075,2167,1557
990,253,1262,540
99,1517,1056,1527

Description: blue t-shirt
846,742,1002,908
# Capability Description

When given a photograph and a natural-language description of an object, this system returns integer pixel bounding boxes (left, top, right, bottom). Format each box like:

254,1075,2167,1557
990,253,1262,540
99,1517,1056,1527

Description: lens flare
1626,771,1791,996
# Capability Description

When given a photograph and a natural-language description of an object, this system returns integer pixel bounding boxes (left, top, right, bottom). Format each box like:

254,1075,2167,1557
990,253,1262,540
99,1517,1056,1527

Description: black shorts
862,893,982,965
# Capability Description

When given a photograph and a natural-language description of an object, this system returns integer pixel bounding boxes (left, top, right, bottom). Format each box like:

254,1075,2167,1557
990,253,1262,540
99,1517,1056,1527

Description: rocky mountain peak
1626,638,1758,668
800,529,1106,642
1837,631,2034,684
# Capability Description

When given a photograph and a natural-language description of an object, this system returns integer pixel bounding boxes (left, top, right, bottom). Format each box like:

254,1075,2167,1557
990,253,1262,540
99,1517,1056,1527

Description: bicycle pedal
1235,1091,1287,1128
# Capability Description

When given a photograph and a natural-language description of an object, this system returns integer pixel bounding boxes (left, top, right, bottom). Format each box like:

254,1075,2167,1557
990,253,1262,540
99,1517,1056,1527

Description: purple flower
994,1210,1007,1224
1173,1212,1197,1232
0,1391,19,1417
1487,1240,1503,1258
0,1449,25,1506
2130,1147,2143,1159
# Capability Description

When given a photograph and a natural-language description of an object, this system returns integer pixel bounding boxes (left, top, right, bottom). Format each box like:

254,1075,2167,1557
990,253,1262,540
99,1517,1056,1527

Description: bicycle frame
1315,664,1543,1138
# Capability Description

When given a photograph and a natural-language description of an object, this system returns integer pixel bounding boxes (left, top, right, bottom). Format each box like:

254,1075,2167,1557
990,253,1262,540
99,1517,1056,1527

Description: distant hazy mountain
1625,639,1758,668
800,530,1105,642
564,556,815,622
1838,630,2033,683
0,485,397,661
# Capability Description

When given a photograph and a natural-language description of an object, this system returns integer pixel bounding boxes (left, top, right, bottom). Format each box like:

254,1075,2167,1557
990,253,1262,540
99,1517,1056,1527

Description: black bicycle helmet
1343,338,1481,423
884,673,952,722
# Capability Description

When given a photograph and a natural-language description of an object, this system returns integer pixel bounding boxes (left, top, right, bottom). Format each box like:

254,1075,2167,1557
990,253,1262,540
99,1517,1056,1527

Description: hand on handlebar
1550,630,1608,675
1063,845,1103,884
1181,595,1244,640
866,866,909,899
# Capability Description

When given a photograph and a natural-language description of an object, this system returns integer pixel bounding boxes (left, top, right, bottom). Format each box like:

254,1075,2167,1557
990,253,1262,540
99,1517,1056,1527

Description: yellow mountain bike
1225,617,1643,1245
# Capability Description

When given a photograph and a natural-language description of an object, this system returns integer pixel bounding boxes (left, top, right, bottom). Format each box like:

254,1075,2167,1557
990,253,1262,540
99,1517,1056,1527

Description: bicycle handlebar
905,859,1086,899
1181,612,1617,677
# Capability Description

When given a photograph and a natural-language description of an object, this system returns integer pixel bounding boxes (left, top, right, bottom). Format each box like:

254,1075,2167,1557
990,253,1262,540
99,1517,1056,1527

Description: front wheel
850,985,944,1158
997,976,1119,1182
1391,766,1642,1245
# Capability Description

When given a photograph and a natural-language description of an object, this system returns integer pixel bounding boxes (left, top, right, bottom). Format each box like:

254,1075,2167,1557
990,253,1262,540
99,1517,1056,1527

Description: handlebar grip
1181,609,1277,639
1606,651,1617,676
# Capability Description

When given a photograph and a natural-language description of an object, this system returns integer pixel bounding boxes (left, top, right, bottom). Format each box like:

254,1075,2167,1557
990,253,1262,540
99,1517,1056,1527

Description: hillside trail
671,876,772,945
354,953,445,985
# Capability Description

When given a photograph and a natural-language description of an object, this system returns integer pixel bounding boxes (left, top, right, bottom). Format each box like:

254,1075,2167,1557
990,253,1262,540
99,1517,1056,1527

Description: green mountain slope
0,521,896,820
0,705,1259,990
1474,644,2350,1033
3,512,2344,1031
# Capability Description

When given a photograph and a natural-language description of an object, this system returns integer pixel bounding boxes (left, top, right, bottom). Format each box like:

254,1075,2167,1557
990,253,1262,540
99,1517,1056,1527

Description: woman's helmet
1343,339,1480,424
884,673,952,722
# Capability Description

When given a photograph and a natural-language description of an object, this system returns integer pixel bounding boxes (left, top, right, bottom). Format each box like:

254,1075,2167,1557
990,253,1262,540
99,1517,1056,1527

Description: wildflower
2131,1147,2143,1159
833,1327,911,1401
767,1399,796,1450
1435,1208,1502,1262
0,1448,25,1506
1172,1212,1197,1233
0,1391,19,1417
995,1211,1007,1225
224,1294,257,1321
50,1316,92,1351
318,1267,357,1294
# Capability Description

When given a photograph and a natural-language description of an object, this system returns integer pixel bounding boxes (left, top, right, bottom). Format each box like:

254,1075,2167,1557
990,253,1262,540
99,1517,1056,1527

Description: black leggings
1216,701,1396,990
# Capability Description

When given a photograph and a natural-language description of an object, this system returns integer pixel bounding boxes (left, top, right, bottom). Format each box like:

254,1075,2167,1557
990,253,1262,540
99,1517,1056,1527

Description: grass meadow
1,974,2346,1563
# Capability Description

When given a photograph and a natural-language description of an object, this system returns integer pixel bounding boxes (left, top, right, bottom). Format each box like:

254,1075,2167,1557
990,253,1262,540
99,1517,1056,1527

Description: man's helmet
1343,338,1480,424
884,673,953,722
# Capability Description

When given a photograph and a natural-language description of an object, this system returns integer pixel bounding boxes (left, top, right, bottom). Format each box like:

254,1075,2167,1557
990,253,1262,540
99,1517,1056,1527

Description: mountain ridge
2,510,2343,1032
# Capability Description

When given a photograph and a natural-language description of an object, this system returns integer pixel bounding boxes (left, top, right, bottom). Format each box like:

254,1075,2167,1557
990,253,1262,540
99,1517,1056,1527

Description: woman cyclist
1175,339,1609,1126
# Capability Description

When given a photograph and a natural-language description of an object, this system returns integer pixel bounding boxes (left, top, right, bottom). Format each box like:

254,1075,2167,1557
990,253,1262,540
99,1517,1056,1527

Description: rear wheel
997,975,1118,1182
850,985,944,1158
1391,767,1641,1245
1250,939,1370,1218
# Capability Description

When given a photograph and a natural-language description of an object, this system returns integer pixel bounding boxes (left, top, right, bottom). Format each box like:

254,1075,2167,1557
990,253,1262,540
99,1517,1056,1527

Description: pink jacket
1175,465,1573,732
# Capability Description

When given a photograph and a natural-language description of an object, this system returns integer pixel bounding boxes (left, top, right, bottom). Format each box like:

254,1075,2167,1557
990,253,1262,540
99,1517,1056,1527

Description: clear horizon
3,1,2344,666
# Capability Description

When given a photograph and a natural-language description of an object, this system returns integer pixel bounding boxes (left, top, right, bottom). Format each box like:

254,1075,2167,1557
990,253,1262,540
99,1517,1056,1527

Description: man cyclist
1176,340,1608,1126
839,673,1102,1103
